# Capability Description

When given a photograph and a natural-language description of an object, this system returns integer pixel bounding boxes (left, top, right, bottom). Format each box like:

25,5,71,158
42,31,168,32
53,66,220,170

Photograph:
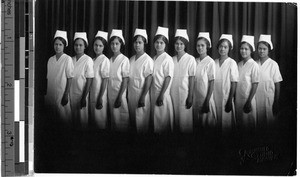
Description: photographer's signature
239,146,279,165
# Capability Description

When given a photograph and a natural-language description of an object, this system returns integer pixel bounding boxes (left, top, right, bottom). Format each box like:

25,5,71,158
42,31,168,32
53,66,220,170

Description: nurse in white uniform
107,29,130,132
193,32,217,130
170,29,196,133
256,34,282,128
150,26,174,133
128,29,153,133
235,35,259,131
45,30,74,126
213,34,239,133
70,32,94,129
90,31,110,129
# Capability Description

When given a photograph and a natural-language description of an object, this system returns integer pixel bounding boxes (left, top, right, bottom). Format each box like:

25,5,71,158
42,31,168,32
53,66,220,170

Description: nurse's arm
61,78,72,106
202,79,214,113
186,76,195,109
243,82,258,113
80,78,93,108
114,77,129,108
96,77,108,109
156,76,171,106
138,74,153,107
273,82,281,115
225,81,237,112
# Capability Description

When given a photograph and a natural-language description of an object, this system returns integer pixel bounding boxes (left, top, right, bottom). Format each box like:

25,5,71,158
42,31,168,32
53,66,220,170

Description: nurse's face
196,39,207,55
94,39,104,55
74,39,85,55
218,41,230,56
134,36,145,53
54,39,64,54
154,38,166,53
110,38,121,53
174,39,185,53
240,43,251,59
257,43,269,59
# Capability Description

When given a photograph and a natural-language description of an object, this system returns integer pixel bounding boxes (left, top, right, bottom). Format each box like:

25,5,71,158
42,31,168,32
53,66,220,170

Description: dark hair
240,42,254,53
257,41,271,51
93,37,107,47
174,36,188,52
53,37,67,48
133,35,147,44
153,35,169,45
196,37,211,49
217,38,232,53
74,38,88,48
109,36,124,48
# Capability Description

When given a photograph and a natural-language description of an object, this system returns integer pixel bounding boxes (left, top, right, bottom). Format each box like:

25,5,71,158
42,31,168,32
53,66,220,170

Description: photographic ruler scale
1,0,34,176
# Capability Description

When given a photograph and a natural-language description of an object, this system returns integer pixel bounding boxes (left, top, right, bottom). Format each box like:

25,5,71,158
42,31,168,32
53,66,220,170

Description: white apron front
213,57,239,132
235,58,259,130
70,54,94,129
193,56,217,127
256,58,283,126
107,54,130,132
150,52,174,133
170,53,196,133
128,53,153,133
90,54,110,129
46,54,74,125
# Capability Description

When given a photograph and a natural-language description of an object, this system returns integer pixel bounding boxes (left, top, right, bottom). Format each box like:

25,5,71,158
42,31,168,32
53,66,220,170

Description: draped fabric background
35,0,297,174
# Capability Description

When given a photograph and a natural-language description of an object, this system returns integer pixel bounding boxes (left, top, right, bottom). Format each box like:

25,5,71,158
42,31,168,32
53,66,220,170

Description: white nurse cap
175,29,189,42
95,31,108,42
219,34,233,49
241,35,255,51
258,34,273,50
54,30,68,46
74,32,88,46
110,29,125,45
134,28,148,43
197,32,211,48
155,26,169,41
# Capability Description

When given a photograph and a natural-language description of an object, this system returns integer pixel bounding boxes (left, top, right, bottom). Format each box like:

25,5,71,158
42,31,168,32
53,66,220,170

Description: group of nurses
45,29,282,134
213,34,282,134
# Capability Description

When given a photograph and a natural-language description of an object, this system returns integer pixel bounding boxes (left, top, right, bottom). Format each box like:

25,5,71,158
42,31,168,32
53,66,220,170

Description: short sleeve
273,62,283,83
163,57,174,78
100,57,110,78
85,57,94,78
121,57,130,77
65,56,74,78
143,57,154,78
188,56,196,76
207,60,216,81
251,62,260,83
230,59,239,82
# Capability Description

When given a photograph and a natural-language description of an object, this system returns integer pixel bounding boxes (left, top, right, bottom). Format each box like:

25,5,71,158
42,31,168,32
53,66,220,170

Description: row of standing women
45,26,282,134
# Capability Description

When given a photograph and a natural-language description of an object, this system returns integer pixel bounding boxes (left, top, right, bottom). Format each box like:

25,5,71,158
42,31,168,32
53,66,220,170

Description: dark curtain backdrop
34,0,297,174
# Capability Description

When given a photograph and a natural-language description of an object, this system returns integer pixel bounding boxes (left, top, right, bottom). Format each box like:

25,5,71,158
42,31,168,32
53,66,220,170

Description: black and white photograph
33,0,297,175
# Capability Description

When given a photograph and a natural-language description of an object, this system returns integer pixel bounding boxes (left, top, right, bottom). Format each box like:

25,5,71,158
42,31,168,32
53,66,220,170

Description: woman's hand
61,94,68,106
201,99,210,113
156,94,164,107
114,96,122,108
138,95,145,108
96,97,103,110
80,97,87,109
243,100,252,113
225,100,232,113
185,95,193,109
273,100,279,116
